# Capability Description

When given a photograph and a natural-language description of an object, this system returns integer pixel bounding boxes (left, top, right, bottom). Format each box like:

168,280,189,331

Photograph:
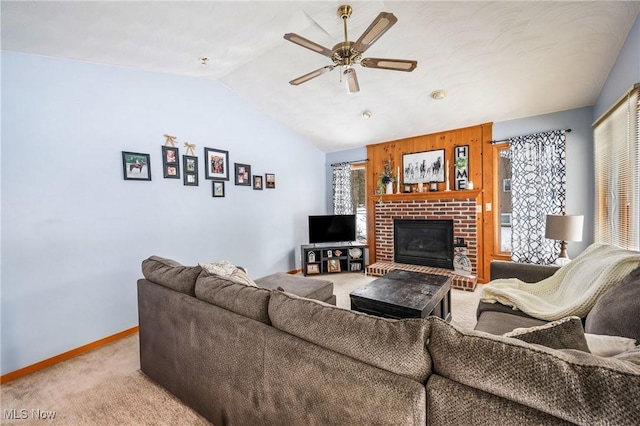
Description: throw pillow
584,333,637,357
503,316,590,352
199,260,258,287
585,265,640,343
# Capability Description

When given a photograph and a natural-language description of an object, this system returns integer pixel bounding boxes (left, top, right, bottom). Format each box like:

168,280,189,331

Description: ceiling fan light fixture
431,90,447,100
344,67,360,93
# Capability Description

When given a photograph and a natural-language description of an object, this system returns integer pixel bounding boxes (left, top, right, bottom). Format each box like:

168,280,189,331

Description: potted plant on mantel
377,159,396,195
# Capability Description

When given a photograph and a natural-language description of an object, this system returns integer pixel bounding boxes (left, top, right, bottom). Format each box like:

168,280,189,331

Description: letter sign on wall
454,145,469,190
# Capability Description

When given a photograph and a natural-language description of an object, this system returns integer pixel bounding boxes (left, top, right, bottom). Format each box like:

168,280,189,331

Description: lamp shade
545,215,584,242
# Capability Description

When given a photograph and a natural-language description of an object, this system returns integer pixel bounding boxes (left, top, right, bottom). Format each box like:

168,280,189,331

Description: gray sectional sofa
137,256,640,425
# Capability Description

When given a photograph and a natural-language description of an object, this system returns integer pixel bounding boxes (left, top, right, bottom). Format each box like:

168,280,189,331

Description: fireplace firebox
393,219,454,269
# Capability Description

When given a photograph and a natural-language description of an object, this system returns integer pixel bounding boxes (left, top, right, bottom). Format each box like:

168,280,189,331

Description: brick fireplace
367,195,479,290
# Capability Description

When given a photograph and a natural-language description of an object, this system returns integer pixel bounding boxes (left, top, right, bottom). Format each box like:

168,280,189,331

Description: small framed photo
122,151,151,181
265,173,275,189
162,146,180,179
183,155,199,186
253,175,263,190
204,147,229,181
235,163,251,186
503,178,511,192
306,264,320,275
327,259,341,273
212,181,225,197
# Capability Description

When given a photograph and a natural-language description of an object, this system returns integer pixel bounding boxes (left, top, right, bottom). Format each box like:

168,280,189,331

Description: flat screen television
308,214,356,244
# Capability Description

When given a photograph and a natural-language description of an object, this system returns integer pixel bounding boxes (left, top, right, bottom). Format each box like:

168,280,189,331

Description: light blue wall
493,107,594,258
594,13,640,120
1,52,326,375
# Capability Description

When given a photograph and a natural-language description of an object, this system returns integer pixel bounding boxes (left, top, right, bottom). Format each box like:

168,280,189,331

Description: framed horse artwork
122,151,151,181
402,149,445,184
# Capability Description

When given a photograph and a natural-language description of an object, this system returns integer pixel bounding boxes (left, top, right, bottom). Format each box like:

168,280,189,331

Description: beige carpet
1,274,482,425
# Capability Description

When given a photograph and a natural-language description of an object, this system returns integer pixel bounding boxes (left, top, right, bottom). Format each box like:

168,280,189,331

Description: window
498,147,513,253
593,84,639,250
332,161,367,242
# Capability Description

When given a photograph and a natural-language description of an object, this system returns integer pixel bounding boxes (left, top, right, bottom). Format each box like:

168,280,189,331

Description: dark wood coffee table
350,270,452,321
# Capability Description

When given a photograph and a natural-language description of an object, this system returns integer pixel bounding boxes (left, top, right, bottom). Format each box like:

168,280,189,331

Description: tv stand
302,242,366,276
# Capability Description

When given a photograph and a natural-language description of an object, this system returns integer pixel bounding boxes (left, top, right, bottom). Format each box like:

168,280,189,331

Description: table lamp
545,214,584,265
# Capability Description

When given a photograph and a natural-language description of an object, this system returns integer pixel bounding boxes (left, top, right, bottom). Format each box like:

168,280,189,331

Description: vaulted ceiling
3,1,639,152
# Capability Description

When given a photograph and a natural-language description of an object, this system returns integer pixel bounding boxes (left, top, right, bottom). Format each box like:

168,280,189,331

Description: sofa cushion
195,272,271,324
475,311,547,335
141,255,202,296
427,317,640,425
585,334,637,357
255,272,333,302
585,265,640,343
268,290,431,383
503,316,590,352
199,260,258,287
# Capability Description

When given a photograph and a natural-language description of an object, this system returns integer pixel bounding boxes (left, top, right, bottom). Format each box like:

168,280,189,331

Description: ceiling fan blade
361,57,417,72
344,68,360,93
289,65,335,86
284,33,334,58
352,12,398,54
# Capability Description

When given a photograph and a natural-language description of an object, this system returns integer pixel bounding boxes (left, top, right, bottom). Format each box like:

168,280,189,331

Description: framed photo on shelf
253,175,263,190
306,264,320,275
265,173,276,189
183,155,199,186
204,147,229,181
327,259,341,273
122,151,151,181
402,149,445,184
212,181,225,197
162,146,180,179
235,163,251,186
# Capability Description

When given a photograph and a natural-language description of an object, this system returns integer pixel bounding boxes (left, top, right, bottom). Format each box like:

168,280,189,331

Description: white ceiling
2,1,639,152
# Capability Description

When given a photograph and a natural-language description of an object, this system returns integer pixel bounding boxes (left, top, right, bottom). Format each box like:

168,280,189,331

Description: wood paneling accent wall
366,123,493,282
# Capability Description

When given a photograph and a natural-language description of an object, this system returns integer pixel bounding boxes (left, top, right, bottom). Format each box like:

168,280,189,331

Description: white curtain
332,162,353,214
510,130,566,264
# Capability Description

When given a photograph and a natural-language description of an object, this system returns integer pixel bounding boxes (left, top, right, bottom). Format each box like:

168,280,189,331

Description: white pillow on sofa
584,333,637,357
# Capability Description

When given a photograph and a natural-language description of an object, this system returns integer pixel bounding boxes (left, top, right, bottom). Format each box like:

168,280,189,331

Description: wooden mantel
369,189,482,203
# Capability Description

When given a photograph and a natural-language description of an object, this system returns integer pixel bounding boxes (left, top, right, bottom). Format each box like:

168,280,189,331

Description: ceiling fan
284,4,418,93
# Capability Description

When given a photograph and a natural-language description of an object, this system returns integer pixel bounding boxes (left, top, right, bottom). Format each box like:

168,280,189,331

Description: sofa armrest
490,260,560,282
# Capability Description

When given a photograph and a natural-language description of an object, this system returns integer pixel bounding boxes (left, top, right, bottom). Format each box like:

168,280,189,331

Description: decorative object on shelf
212,181,225,197
234,163,251,186
162,146,180,179
348,247,362,259
122,151,151,181
204,147,229,181
453,237,472,276
183,155,199,186
403,149,445,184
334,250,342,257
265,173,276,189
545,214,584,265
403,185,411,193
454,145,470,190
184,142,196,156
377,158,396,194
253,175,263,190
444,160,451,191
307,264,320,274
350,263,362,271
327,250,333,258
429,181,438,192
308,251,316,263
467,181,474,190
163,134,177,147
327,259,341,273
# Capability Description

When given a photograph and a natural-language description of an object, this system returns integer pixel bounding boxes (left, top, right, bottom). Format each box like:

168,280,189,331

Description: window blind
593,84,640,250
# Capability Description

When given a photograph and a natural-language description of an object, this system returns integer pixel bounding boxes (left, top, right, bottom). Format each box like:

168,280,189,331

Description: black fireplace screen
394,219,454,269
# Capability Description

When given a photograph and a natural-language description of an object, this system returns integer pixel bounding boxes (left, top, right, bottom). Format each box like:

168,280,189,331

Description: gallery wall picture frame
402,149,445,184
122,151,151,181
235,163,251,186
183,155,199,186
265,173,275,189
253,175,263,190
503,178,511,192
204,147,229,181
212,181,225,197
162,146,180,179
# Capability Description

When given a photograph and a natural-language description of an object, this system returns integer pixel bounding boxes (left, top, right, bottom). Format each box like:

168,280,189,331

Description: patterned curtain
509,130,566,264
332,162,353,214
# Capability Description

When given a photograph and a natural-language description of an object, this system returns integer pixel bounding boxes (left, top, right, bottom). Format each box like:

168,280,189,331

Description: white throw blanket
480,243,640,320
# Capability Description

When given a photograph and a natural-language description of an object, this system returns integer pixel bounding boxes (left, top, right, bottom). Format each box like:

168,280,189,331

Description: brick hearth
371,197,478,291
